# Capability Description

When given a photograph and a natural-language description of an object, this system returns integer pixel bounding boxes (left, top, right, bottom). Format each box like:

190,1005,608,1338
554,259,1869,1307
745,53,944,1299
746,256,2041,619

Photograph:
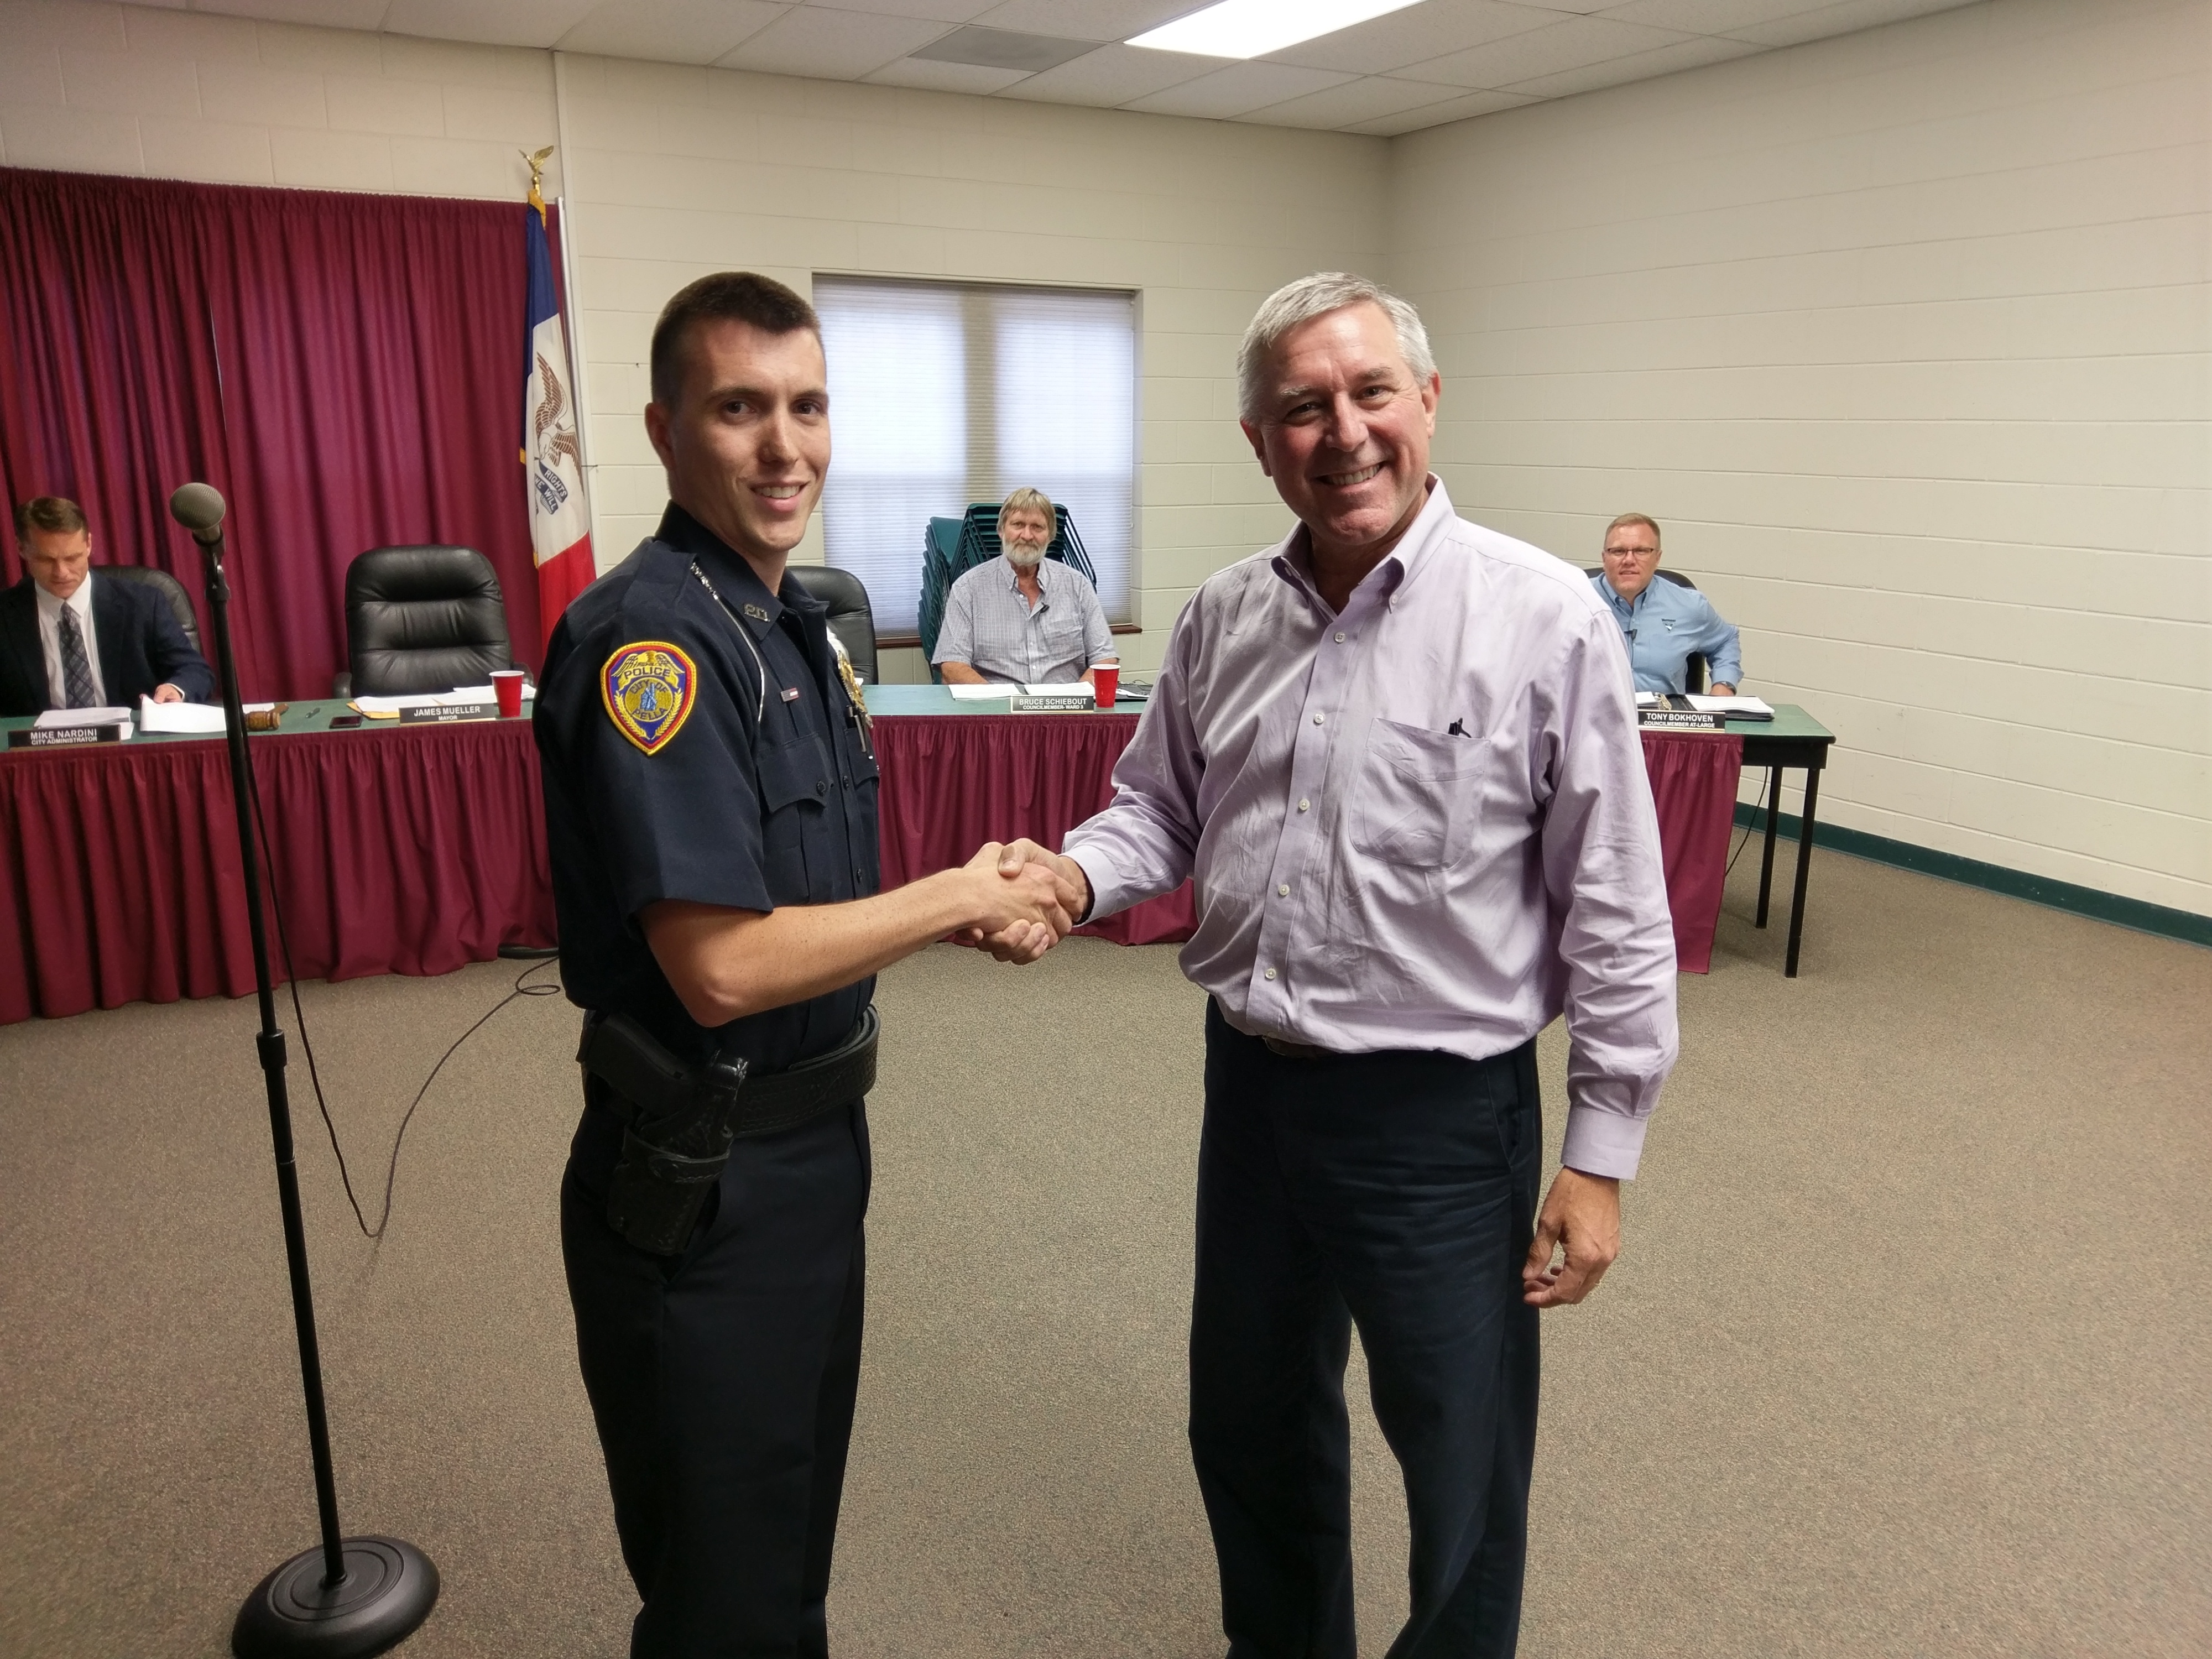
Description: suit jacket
0,574,216,717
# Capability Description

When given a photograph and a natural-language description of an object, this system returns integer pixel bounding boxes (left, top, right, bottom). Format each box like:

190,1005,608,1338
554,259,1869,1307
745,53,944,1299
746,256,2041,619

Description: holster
579,1007,879,1256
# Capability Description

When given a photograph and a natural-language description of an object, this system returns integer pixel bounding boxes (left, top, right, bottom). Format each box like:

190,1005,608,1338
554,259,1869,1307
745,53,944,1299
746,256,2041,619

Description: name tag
781,687,801,702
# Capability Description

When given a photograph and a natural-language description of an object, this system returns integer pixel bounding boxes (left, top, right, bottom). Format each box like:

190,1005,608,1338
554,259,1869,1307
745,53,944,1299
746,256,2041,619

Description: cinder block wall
1392,0,2210,916
552,55,1387,681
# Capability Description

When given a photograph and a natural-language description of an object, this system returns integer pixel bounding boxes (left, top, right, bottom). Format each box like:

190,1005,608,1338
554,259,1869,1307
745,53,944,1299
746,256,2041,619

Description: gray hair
998,486,1055,533
1237,272,1436,421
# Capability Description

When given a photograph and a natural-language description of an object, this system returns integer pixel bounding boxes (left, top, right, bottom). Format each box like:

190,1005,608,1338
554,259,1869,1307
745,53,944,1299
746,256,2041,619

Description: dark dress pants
1191,1003,1543,1659
562,1081,871,1659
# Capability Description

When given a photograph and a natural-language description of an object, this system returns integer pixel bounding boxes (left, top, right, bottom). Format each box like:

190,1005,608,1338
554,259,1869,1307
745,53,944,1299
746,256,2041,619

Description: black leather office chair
1585,565,1707,693
338,545,512,697
786,565,878,685
102,565,202,654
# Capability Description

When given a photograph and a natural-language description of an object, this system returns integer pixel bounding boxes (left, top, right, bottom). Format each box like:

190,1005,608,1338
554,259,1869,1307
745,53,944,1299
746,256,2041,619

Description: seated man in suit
1593,512,1742,695
932,487,1117,691
2,496,215,716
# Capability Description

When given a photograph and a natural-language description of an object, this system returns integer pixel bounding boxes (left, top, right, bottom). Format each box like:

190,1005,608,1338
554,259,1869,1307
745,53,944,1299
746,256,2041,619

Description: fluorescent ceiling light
1129,0,1426,60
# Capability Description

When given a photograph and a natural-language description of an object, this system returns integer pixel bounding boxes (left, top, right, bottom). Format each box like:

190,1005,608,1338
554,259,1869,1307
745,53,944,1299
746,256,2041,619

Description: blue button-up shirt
1593,573,1741,693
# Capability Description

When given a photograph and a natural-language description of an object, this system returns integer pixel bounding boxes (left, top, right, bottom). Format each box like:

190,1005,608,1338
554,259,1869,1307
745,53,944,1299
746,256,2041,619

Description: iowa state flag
524,204,593,647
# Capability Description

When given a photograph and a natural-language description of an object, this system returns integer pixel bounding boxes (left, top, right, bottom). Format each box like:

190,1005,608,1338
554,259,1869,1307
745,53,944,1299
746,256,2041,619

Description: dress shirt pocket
1353,718,1486,869
756,733,830,899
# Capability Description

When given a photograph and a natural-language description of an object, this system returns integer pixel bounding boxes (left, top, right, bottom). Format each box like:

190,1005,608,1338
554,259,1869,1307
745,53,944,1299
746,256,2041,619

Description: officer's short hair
650,272,821,408
1605,512,1662,550
14,496,88,545
998,487,1055,536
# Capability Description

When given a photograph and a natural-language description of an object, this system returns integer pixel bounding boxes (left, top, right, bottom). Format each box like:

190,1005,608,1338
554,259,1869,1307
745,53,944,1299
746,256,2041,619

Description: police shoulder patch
601,641,698,754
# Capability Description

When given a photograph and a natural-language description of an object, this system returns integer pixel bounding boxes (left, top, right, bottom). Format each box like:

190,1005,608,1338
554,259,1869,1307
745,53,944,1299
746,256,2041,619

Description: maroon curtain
873,712,1196,947
0,168,557,699
1640,730,1743,974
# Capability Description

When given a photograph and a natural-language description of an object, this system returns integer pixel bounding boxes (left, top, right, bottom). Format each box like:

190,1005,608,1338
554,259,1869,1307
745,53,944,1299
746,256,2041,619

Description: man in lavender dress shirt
990,274,1679,1657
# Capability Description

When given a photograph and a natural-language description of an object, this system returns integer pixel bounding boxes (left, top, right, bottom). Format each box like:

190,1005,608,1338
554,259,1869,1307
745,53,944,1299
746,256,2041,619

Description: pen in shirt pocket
1447,719,1468,737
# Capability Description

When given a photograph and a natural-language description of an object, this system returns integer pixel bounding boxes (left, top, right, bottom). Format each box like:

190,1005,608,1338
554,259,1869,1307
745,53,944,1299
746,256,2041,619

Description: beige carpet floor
2,843,2207,1657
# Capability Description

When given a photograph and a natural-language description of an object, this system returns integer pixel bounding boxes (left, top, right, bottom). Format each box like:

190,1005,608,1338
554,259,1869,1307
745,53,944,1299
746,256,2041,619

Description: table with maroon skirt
1,690,1819,1024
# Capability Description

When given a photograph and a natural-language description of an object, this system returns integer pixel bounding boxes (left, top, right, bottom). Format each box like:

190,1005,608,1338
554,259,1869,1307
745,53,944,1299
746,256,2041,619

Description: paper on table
946,683,1019,700
34,706,132,728
1021,682,1095,699
1686,695,1775,717
1635,692,1661,707
137,698,226,733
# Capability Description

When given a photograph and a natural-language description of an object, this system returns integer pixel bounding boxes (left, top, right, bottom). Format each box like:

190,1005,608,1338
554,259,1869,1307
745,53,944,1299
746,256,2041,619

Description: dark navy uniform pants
1192,1003,1543,1659
562,1080,871,1659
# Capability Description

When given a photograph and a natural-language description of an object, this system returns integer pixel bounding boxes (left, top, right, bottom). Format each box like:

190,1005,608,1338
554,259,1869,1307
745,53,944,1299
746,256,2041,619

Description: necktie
58,604,98,708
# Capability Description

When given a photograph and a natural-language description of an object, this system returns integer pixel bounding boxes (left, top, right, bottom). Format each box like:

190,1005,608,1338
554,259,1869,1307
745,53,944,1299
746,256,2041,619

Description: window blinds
815,275,1136,635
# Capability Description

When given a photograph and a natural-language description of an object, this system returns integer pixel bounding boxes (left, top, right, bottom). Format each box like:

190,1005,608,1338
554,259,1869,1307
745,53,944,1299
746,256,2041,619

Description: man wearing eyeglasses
1593,513,1741,695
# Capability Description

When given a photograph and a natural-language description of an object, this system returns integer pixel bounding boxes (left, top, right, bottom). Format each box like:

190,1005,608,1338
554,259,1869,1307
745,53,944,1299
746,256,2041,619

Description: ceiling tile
1265,0,1558,77
1235,73,1476,131
1504,30,1760,95
1594,0,1828,32
556,0,789,63
714,8,950,76
1343,85,1532,134
1723,0,1979,47
1396,14,1698,87
911,24,1095,69
195,1,391,27
1124,61,1359,119
813,0,1002,22
992,42,1218,108
865,55,1034,91
379,0,602,49
967,0,1201,44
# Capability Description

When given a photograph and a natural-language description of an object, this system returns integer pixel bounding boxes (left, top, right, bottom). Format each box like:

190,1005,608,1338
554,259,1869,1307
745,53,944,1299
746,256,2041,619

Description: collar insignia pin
743,602,770,622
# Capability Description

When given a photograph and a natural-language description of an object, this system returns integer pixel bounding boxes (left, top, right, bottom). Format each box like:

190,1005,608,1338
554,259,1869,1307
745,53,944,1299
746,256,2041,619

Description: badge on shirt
601,641,697,754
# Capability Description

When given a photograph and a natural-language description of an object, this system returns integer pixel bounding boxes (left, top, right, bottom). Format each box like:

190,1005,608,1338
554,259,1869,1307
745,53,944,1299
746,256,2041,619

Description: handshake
942,839,1092,966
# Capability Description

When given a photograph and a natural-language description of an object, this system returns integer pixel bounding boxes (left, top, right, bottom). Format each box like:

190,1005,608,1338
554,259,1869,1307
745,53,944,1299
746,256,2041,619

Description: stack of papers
136,697,278,734
34,706,132,728
946,683,1019,701
1022,681,1094,698
1685,695,1774,717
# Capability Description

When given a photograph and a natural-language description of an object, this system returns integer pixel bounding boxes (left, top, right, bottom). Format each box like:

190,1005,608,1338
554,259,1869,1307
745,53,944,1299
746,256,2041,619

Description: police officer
534,271,1079,1658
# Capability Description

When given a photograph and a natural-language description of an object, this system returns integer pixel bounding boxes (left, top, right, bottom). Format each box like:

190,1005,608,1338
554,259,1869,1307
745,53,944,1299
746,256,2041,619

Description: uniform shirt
1593,572,1741,694
1061,480,1678,1179
931,555,1114,685
35,572,106,706
535,503,882,1073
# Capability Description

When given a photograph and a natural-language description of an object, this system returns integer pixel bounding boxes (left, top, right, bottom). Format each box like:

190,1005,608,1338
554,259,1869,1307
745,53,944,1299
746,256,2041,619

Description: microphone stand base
232,1536,439,1659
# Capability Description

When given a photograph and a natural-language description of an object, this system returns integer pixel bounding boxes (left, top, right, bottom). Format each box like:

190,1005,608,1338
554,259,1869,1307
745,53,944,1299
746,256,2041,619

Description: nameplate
1010,694,1096,713
398,703,498,724
1638,709,1726,730
8,723,130,748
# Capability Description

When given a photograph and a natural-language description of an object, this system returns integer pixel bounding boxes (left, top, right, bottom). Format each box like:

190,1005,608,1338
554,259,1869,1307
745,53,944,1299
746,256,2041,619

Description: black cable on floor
246,759,560,1241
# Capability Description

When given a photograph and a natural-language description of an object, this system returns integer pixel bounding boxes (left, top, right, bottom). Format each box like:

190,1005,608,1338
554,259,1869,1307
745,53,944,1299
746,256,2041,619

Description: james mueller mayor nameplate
398,702,499,724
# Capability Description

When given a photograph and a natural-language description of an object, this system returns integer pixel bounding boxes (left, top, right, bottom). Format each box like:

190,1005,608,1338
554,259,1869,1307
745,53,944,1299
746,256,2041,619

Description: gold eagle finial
521,144,555,217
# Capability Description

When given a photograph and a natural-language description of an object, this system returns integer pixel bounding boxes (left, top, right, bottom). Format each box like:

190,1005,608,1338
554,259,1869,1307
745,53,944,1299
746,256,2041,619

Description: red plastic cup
492,669,525,718
1092,664,1119,707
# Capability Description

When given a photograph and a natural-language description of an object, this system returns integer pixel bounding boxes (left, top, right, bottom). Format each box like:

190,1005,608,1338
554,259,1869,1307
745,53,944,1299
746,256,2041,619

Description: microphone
168,482,227,546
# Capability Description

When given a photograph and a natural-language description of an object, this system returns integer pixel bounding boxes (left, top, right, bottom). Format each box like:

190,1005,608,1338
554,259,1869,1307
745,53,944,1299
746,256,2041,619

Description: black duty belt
578,1004,880,1138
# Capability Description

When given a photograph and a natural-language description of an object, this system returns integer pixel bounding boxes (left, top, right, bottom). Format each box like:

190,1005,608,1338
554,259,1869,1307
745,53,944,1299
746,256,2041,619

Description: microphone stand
170,486,439,1658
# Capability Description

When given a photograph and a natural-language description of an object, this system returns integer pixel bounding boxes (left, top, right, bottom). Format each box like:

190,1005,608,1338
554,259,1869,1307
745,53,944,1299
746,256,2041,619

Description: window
815,275,1137,635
